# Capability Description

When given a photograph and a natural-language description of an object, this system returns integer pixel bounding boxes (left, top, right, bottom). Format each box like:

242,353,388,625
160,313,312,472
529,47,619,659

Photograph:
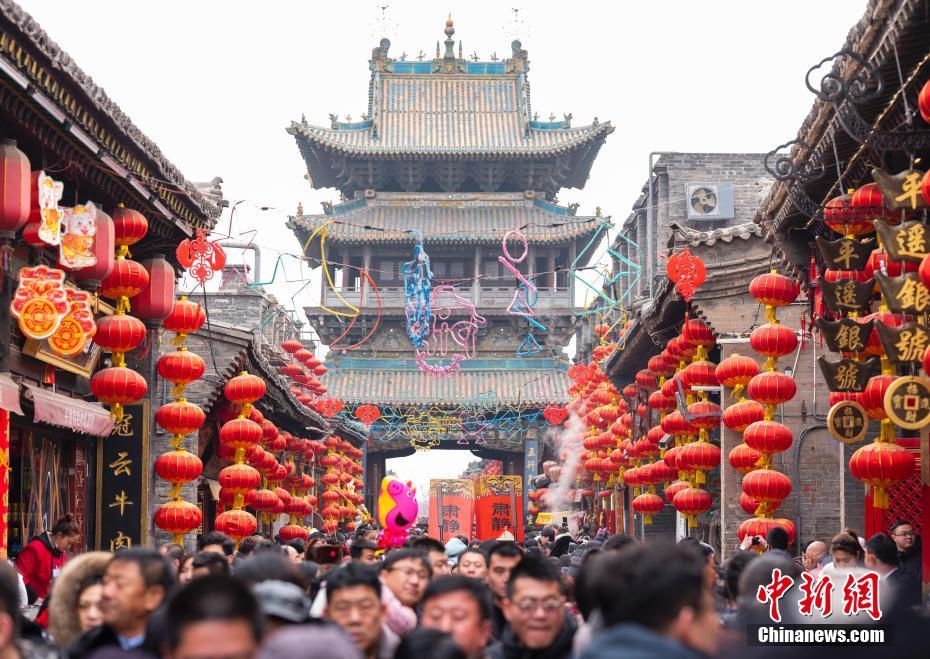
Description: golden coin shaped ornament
883,376,930,430
827,400,869,444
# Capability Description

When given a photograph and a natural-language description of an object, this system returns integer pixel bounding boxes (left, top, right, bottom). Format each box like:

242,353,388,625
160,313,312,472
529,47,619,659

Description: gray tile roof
321,367,570,406
288,75,612,156
289,194,604,244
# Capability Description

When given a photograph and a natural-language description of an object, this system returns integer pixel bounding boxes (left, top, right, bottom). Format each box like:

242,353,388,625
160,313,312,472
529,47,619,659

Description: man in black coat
69,549,174,658
487,556,576,659
865,533,922,612
548,527,572,558
889,519,923,584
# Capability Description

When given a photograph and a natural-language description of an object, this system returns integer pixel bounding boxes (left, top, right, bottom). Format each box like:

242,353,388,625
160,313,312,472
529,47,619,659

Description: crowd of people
2,513,929,658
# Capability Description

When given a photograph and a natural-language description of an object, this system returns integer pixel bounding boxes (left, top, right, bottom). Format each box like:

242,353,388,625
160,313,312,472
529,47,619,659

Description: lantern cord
197,284,223,378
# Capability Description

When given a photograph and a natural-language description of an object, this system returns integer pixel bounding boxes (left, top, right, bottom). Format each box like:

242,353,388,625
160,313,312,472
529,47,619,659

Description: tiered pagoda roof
288,20,612,197
288,192,604,246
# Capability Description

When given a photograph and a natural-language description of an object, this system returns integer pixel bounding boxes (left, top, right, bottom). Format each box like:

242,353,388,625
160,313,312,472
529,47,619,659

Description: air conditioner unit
686,182,735,220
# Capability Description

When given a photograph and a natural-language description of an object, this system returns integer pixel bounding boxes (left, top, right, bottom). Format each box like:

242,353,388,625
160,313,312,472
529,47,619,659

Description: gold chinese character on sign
834,363,861,391
895,278,930,312
835,241,856,270
827,400,868,445
894,329,929,362
109,531,132,552
894,172,923,211
836,280,858,307
883,376,930,430
109,452,132,477
836,323,864,352
108,490,134,516
113,413,135,437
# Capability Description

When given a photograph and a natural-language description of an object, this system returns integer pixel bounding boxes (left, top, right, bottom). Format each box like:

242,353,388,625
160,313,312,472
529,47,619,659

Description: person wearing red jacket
15,513,82,606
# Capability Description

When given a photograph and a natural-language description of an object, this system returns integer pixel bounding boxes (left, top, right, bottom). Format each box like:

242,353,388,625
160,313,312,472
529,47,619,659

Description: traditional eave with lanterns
0,0,225,555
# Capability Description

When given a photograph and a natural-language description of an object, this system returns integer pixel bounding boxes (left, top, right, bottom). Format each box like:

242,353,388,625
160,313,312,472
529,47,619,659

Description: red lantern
314,364,328,376
163,297,206,337
647,389,676,413
134,255,176,324
748,272,799,307
279,524,310,542
747,371,797,405
686,401,720,430
100,259,149,300
293,349,314,364
860,375,897,419
849,441,915,508
681,319,715,348
219,463,262,496
635,370,657,389
715,354,759,389
155,500,202,539
219,417,263,452
247,488,281,513
738,517,796,544
354,404,381,425
664,479,689,503
823,192,873,236
93,314,146,354
72,208,115,287
678,441,720,482
632,493,665,524
157,349,206,386
155,449,203,484
672,487,713,528
650,459,676,483
282,339,303,354
739,492,761,516
722,400,764,432
214,509,257,541
281,362,304,379
681,360,718,389
91,366,147,417
728,443,762,473
155,401,205,437
110,205,148,247
920,80,930,123
749,323,798,359
743,420,793,455
851,182,895,224
225,372,266,406
742,468,792,503
0,139,30,239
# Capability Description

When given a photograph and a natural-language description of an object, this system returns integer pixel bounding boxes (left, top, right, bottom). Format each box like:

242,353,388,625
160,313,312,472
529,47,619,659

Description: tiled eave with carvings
0,0,221,238
753,0,928,279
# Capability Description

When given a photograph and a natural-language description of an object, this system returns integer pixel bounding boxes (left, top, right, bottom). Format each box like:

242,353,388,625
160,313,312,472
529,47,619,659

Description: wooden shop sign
817,356,881,393
96,402,149,551
874,322,930,364
874,220,930,263
875,273,930,314
817,317,873,354
818,277,874,313
815,236,875,272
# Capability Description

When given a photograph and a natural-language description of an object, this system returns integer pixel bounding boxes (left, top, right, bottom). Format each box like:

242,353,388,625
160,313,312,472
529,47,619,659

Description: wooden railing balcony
320,285,572,312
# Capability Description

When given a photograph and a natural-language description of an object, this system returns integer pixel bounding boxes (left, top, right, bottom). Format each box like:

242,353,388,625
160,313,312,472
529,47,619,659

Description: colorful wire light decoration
402,231,432,349
415,285,486,376
300,220,381,351
499,228,546,356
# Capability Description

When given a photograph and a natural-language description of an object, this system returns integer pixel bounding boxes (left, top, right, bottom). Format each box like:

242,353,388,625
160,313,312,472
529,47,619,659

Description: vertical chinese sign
96,402,149,551
428,479,474,542
0,409,9,559
475,475,523,541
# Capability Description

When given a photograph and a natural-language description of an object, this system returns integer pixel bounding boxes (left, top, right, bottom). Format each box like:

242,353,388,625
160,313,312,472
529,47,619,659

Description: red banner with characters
475,476,523,542
428,479,474,542
0,409,9,560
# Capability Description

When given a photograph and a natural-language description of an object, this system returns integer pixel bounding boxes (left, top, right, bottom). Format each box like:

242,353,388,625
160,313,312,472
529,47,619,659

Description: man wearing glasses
889,519,922,586
487,556,576,659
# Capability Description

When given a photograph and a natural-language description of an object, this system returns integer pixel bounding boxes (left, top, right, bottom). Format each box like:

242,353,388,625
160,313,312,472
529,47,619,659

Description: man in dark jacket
577,542,719,659
548,528,572,558
487,556,575,659
889,520,922,583
865,533,922,611
69,549,174,658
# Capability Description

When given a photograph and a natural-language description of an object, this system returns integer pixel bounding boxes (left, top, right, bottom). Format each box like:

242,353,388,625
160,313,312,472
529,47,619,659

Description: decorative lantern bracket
764,139,825,220
805,48,930,152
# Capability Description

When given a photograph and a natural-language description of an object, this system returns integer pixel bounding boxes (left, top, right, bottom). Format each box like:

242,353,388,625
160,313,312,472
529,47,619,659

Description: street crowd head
0,523,924,659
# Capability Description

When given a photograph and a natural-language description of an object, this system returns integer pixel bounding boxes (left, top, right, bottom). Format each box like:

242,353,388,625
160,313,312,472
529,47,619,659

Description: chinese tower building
287,19,613,513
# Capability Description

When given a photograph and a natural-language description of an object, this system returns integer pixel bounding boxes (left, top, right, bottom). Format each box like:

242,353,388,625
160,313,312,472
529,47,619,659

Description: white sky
18,0,867,491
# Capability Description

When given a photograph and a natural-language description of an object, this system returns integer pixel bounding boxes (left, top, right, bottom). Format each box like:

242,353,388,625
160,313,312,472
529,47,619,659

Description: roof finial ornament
443,15,456,60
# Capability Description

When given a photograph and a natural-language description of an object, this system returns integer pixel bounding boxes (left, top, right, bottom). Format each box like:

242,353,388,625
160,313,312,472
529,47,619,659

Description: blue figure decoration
402,232,432,348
